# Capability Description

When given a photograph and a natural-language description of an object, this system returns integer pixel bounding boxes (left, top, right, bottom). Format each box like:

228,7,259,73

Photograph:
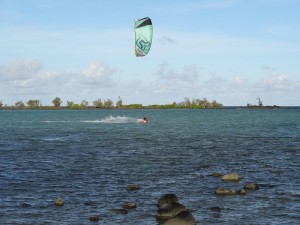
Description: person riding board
143,115,147,122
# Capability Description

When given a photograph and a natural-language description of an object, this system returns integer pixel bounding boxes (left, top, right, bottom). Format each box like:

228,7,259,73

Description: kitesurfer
143,115,148,122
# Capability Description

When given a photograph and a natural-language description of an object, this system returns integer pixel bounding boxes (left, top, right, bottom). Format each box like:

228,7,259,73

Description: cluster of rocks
20,177,259,223
212,172,259,196
156,194,196,225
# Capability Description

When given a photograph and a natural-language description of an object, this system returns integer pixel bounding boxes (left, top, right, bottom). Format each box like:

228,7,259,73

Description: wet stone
122,202,137,210
89,215,101,221
112,208,129,214
126,184,141,191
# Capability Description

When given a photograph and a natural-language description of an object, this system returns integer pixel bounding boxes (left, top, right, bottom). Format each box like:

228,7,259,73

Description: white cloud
82,62,117,84
0,59,43,82
1,60,299,106
157,63,199,82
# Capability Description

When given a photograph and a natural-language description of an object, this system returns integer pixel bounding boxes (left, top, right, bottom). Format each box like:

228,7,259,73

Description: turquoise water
0,109,299,224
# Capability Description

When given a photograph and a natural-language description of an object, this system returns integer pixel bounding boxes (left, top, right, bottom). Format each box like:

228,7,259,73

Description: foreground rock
164,211,196,225
157,202,187,219
157,194,196,225
222,173,240,182
158,193,179,208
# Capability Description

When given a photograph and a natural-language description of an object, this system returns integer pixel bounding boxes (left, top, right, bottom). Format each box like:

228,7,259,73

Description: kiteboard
138,119,150,124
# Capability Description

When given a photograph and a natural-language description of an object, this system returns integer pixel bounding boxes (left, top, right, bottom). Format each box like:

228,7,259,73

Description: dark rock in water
244,183,259,190
237,189,246,195
20,202,31,208
213,213,221,218
198,164,211,169
54,198,64,206
157,202,187,220
209,206,221,212
211,172,222,177
84,201,97,206
158,194,179,209
89,215,101,221
126,184,141,191
222,173,240,182
215,187,237,195
122,202,137,210
156,194,196,225
215,187,246,196
112,208,128,214
164,211,196,225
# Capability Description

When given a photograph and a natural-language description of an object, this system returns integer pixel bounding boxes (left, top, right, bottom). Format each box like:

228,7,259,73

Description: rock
164,211,196,225
213,213,221,218
211,172,222,177
84,201,97,206
237,189,246,195
209,206,221,212
215,187,246,196
20,202,31,208
215,187,237,195
54,198,64,206
222,173,240,182
122,202,137,210
244,183,259,190
158,194,179,209
112,208,128,214
89,215,101,221
157,202,187,220
126,184,141,191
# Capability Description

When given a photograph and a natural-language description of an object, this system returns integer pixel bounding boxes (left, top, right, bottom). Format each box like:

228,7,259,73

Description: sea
0,108,299,225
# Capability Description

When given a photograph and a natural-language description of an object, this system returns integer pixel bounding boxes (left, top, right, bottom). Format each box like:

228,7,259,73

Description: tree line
0,97,223,109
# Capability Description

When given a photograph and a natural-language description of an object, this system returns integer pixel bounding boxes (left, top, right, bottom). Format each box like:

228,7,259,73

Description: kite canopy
134,17,153,57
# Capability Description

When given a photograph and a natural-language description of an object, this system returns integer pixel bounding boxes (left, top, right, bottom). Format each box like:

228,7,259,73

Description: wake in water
82,115,141,124
42,116,143,124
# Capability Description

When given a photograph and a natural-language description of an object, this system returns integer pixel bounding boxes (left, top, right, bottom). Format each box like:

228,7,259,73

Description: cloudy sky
1,0,299,106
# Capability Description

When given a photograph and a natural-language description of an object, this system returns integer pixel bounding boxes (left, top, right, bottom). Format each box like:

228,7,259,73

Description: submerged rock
209,206,221,212
84,201,97,206
215,187,246,196
20,202,31,208
112,208,128,214
164,211,196,225
126,184,141,191
89,215,101,221
211,172,222,177
222,173,240,182
244,183,259,190
54,198,64,207
122,202,137,210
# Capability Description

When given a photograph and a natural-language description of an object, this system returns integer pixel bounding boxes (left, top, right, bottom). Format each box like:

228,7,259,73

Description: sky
1,0,300,106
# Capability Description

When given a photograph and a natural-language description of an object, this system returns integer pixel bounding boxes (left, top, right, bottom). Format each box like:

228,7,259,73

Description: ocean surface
0,109,299,225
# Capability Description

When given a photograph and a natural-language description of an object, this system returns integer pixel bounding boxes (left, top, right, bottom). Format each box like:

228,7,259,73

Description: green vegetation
52,97,62,107
0,96,223,110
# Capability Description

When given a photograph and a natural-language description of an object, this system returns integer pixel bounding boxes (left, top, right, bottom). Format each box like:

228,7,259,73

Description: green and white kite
134,17,153,57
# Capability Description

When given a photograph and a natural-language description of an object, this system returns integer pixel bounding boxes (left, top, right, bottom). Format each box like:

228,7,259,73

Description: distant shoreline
0,106,299,110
